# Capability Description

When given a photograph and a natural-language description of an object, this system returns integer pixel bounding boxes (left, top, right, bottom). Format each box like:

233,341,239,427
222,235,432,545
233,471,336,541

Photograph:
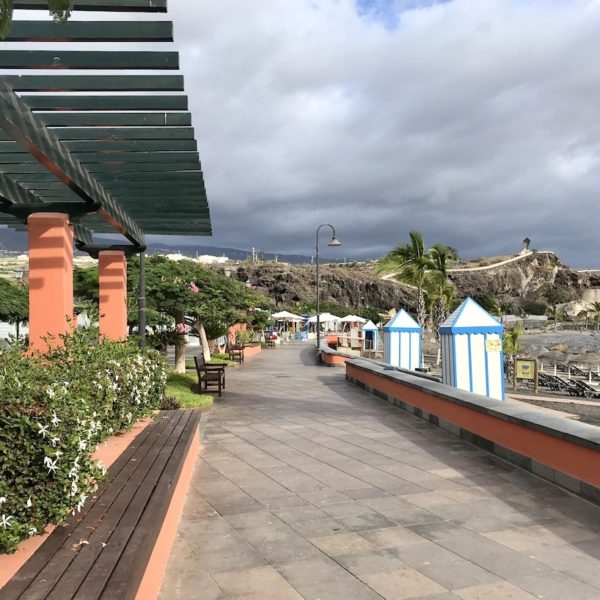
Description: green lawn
166,372,213,409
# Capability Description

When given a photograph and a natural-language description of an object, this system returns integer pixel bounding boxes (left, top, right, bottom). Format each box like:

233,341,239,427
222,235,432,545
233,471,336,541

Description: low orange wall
244,343,262,358
347,362,600,496
321,351,349,366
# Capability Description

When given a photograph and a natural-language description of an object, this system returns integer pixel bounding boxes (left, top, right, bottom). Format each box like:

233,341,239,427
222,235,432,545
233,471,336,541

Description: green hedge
0,330,167,553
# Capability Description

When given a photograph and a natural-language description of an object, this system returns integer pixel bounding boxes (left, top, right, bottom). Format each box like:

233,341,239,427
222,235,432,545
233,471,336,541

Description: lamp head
328,236,342,247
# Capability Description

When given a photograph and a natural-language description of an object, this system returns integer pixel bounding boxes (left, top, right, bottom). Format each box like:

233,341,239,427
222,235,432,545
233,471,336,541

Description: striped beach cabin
362,320,379,351
383,309,422,370
439,297,505,401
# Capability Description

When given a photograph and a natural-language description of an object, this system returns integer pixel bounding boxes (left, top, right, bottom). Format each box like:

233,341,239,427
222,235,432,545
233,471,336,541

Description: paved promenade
161,344,600,600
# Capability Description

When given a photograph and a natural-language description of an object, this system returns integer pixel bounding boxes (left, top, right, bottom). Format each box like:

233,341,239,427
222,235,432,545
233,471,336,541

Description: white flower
0,514,14,529
71,481,79,494
51,437,60,448
0,497,6,506
28,527,37,537
54,449,63,459
78,439,87,451
68,467,79,481
37,423,49,438
46,458,59,474
26,497,32,508
51,411,61,426
46,387,55,399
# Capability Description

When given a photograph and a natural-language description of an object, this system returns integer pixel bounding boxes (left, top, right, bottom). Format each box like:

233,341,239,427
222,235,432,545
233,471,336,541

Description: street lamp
316,224,342,354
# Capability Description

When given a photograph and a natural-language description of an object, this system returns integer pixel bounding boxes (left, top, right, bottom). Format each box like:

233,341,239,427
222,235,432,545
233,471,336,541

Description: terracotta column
99,250,128,341
28,213,74,352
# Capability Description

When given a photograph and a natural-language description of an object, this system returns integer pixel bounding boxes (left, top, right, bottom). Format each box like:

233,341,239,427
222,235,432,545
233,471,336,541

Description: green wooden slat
5,21,173,42
38,113,191,127
84,162,201,173
62,140,197,152
23,95,187,111
0,139,198,154
3,75,184,92
0,151,199,164
52,127,195,141
10,171,204,183
0,51,178,70
0,127,196,142
13,1,167,12
76,152,200,163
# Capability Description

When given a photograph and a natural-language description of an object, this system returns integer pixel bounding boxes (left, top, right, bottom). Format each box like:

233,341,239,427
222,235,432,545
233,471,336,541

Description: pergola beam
13,0,167,12
5,20,173,42
0,80,145,247
4,75,184,92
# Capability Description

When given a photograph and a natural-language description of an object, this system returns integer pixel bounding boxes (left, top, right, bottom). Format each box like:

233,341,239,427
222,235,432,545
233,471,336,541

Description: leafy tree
472,293,500,315
0,277,28,337
0,0,72,38
358,306,382,325
74,256,267,371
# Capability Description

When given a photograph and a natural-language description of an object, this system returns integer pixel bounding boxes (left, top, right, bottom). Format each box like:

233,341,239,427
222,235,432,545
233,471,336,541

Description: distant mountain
0,228,316,264
142,242,314,264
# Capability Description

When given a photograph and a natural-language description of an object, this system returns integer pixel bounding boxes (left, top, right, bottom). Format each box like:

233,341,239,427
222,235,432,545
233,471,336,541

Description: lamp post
315,224,341,354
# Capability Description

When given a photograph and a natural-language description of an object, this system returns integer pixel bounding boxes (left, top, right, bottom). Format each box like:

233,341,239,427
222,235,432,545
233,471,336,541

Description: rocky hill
220,251,591,313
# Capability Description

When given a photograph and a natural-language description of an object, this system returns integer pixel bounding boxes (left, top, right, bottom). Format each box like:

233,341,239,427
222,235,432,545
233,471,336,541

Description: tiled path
160,344,600,600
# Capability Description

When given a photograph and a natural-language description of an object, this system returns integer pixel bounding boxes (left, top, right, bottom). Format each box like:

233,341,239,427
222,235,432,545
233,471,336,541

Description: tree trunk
192,319,212,361
417,288,426,327
174,310,187,373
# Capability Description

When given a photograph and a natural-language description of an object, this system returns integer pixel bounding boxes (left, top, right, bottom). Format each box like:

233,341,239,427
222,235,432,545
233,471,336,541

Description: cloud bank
165,1,600,265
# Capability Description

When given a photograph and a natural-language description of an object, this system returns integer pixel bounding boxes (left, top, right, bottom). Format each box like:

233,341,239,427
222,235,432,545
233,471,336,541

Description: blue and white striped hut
439,297,505,401
362,320,379,351
383,309,422,370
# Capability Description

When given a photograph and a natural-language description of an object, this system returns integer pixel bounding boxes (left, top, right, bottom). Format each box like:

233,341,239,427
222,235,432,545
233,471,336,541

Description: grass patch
166,372,213,409
185,354,238,370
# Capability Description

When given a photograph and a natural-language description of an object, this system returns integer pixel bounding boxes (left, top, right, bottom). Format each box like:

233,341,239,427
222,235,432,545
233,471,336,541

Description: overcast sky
158,0,600,266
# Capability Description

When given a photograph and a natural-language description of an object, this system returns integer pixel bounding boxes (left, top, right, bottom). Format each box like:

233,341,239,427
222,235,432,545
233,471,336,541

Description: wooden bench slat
38,412,189,600
100,411,201,600
70,411,194,600
0,415,167,600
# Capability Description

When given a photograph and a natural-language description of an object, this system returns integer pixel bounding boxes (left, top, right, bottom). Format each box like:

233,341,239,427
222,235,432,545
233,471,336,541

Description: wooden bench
226,342,244,363
194,354,226,397
1,410,201,600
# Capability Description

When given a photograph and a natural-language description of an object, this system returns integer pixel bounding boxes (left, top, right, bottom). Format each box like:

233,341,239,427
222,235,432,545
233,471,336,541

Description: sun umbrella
340,315,367,323
271,310,304,321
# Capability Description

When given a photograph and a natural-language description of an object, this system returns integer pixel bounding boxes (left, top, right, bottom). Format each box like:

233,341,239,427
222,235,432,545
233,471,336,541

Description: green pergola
0,0,211,256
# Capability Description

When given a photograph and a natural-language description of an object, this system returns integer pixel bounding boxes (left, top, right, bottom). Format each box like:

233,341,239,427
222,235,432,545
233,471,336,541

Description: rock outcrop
448,252,582,307
222,263,416,311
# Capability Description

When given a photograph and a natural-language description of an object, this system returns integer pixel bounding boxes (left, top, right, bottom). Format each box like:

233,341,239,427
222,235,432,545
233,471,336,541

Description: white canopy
271,310,304,321
306,313,341,324
340,315,367,323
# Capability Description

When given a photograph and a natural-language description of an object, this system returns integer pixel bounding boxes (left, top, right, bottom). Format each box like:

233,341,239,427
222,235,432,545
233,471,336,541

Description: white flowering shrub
0,329,167,554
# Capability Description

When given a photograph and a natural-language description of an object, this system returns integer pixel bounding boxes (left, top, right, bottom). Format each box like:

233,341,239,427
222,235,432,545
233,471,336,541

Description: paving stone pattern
160,343,600,600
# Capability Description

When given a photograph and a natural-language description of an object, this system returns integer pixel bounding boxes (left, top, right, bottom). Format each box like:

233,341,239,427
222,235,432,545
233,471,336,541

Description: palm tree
377,230,432,326
503,322,523,358
427,243,459,331
589,302,600,330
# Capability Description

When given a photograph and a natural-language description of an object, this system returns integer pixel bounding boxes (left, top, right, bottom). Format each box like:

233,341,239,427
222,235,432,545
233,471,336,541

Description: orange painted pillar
99,251,128,341
28,213,74,352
